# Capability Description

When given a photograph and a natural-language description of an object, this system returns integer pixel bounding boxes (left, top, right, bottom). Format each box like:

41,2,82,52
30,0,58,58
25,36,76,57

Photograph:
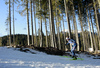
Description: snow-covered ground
0,47,100,68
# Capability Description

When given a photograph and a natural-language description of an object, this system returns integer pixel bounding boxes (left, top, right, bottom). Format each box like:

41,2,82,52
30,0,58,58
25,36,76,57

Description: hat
66,38,69,40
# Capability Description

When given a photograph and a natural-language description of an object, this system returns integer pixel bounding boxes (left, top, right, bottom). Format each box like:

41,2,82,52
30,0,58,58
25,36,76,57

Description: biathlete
65,37,77,59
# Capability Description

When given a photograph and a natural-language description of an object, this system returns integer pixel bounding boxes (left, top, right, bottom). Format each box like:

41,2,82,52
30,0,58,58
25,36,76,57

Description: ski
61,56,84,60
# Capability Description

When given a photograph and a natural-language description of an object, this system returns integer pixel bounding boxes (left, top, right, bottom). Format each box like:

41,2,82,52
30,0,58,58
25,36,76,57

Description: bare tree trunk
64,0,72,50
52,2,57,48
40,18,43,47
33,0,37,47
93,0,100,50
38,22,40,47
89,9,97,51
56,25,61,50
97,9,100,50
13,0,15,45
55,1,61,50
55,19,59,49
44,17,48,47
30,0,34,45
64,0,71,38
52,20,57,48
9,0,11,46
62,14,66,51
26,0,30,46
78,5,86,51
62,15,66,44
86,9,94,51
86,32,90,51
49,0,55,47
39,0,43,47
49,14,51,47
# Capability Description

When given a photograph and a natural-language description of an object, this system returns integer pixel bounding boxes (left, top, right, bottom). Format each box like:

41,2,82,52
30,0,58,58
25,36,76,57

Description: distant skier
65,36,77,59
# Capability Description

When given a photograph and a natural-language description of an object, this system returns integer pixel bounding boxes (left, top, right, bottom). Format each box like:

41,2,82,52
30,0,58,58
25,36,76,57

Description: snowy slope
0,47,100,68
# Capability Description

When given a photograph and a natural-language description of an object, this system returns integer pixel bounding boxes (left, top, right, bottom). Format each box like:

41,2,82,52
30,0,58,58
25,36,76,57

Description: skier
65,36,77,60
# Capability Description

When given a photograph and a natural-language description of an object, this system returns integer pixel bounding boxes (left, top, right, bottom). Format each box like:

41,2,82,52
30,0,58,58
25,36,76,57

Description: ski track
0,47,100,68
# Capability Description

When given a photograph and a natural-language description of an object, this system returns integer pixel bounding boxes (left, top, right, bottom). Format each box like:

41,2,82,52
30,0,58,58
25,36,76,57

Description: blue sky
0,0,82,37
0,0,52,37
0,0,56,37
0,0,13,37
0,0,29,37
0,0,7,37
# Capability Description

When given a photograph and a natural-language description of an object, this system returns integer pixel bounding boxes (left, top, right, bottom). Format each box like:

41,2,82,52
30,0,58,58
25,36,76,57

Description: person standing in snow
65,36,77,59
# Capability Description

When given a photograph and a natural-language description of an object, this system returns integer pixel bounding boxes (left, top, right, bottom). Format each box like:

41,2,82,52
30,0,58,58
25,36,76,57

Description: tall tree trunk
62,14,66,51
64,0,71,38
55,1,61,50
58,27,61,50
97,9,100,50
30,0,34,45
53,20,57,48
44,17,48,47
93,0,100,50
86,9,94,51
55,19,58,49
40,19,43,47
26,0,30,46
9,0,11,46
49,15,51,47
89,9,97,51
85,32,90,51
62,15,66,43
38,22,40,47
72,0,80,51
39,0,43,47
78,5,86,51
56,23,61,50
49,0,55,47
33,0,37,47
64,0,72,50
13,0,15,45
53,1,57,49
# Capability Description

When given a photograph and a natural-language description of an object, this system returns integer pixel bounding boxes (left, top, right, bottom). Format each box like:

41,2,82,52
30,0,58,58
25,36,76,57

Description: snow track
0,47,100,68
